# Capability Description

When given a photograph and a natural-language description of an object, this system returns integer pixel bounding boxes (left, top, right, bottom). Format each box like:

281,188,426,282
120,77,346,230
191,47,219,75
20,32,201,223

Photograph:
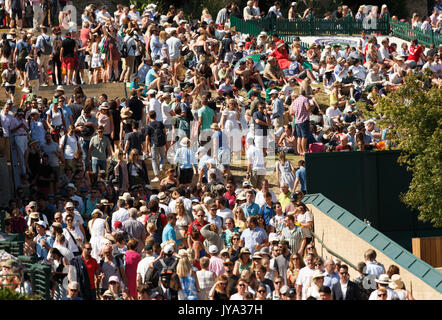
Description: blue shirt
295,167,306,192
34,233,54,260
174,147,197,169
241,202,260,218
162,223,181,245
137,64,150,84
272,98,284,119
323,272,340,289
240,226,267,254
260,203,276,225
145,68,157,86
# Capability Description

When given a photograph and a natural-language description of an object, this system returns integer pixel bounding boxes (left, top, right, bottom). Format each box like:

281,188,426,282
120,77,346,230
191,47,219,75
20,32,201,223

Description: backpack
120,38,129,58
159,258,178,275
1,39,12,58
5,69,16,84
62,133,79,153
100,254,124,280
148,123,166,147
145,211,164,235
40,36,53,55
18,42,30,62
143,265,160,288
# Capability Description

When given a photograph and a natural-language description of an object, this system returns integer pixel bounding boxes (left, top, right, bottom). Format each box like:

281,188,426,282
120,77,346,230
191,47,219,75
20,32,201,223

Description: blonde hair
176,250,193,278
146,222,156,234
200,256,210,268
159,30,168,42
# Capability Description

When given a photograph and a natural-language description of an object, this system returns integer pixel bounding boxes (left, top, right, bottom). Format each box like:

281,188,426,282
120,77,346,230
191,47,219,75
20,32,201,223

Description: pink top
97,112,112,135
124,250,141,297
209,255,225,277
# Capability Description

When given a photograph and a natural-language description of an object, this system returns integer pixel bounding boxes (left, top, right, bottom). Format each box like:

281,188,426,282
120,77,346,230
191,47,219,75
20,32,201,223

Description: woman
295,203,313,246
196,256,216,300
127,149,149,187
176,249,200,300
220,99,242,159
158,31,169,62
107,276,125,300
221,218,240,247
24,139,41,183
389,274,414,300
190,229,206,260
286,253,305,288
124,238,141,299
277,124,297,154
386,264,400,279
175,200,192,246
160,168,178,190
276,151,296,191
89,33,103,84
227,233,242,262
88,209,109,260
254,283,268,300
48,247,68,300
233,247,252,276
306,270,325,300
230,278,249,300
193,34,209,58
173,56,187,86
46,98,67,141
288,2,298,20
96,103,114,149
233,207,247,232
63,215,84,256
304,244,318,259
169,273,187,300
209,275,229,300
200,8,213,24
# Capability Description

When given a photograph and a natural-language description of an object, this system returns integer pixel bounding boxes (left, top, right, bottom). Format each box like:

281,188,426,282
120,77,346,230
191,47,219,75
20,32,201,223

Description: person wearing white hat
369,274,399,300
174,137,197,186
63,281,82,300
207,245,226,276
34,218,54,261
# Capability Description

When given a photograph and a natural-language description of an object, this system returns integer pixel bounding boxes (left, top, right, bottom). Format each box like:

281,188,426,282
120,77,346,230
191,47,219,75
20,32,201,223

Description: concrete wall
307,203,442,300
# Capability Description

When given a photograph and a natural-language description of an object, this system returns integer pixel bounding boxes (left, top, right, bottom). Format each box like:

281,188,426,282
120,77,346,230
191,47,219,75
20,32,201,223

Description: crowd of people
0,1,438,300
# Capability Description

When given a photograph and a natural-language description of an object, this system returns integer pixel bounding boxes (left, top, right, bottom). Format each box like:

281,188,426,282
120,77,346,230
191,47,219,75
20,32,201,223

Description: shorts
5,86,15,94
63,57,75,71
11,8,22,20
295,120,310,138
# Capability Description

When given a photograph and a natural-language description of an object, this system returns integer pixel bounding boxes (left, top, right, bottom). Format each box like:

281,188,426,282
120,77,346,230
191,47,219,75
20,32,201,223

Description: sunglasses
378,293,387,297
275,281,282,284
220,283,227,286
66,219,73,222
109,281,118,285
239,284,246,287
257,290,266,293
307,246,315,249
84,247,92,251
232,238,239,240
103,296,113,300
340,272,348,275
197,215,204,217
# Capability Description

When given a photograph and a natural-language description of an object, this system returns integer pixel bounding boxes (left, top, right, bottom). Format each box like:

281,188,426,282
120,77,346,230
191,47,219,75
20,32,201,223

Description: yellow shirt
278,192,291,211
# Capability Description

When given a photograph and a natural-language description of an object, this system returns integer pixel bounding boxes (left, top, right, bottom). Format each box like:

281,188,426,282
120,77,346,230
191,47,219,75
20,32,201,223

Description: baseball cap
35,220,47,228
65,202,75,208
164,243,174,254
68,281,80,290
108,276,120,283
209,245,219,254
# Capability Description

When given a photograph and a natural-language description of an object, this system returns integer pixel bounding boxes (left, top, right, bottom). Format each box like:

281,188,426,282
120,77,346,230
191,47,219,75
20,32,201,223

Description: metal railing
231,15,441,47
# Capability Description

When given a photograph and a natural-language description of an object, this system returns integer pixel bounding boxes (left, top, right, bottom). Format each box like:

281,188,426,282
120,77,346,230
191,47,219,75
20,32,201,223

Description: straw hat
312,270,326,280
120,107,133,119
180,137,190,147
388,274,404,290
375,274,391,285
239,247,251,258
99,102,109,110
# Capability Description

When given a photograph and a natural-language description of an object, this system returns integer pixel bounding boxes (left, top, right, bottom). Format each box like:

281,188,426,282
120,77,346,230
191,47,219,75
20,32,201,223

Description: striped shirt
280,225,305,254
291,95,310,124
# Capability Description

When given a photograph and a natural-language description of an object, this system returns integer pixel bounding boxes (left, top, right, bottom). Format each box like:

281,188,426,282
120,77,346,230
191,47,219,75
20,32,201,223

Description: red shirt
187,219,208,243
82,255,98,290
407,45,423,62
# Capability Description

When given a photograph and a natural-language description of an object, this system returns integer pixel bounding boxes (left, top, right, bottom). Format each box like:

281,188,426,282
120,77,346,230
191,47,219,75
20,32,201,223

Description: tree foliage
375,71,442,227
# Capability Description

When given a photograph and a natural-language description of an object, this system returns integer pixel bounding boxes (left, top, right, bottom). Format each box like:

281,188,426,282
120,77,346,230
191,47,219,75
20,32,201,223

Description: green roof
303,193,442,293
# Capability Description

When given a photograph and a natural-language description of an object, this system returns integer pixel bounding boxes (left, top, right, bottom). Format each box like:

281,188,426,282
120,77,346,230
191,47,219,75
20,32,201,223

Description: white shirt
255,190,277,207
96,11,112,24
60,134,78,159
148,98,163,122
246,145,266,171
111,208,130,231
166,36,182,60
296,266,316,300
326,106,342,119
62,210,84,229
161,102,172,125
136,255,156,283
63,226,84,253
340,281,348,300
217,208,233,226
365,260,385,278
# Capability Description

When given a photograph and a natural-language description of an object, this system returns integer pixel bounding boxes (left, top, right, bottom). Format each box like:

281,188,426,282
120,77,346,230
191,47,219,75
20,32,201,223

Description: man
255,264,274,293
124,120,145,156
406,39,426,69
75,105,98,168
10,108,28,176
2,65,18,103
35,26,51,86
278,183,291,210
323,258,340,289
241,190,260,218
216,4,231,25
24,55,39,95
145,110,166,183
88,126,112,177
243,1,259,20
136,244,156,286
245,137,266,189
319,286,333,300
252,102,271,157
215,196,233,225
162,213,181,246
208,245,225,276
207,203,223,232
331,264,361,300
99,244,128,294
151,243,178,275
197,96,216,144
255,179,277,207
145,62,161,91
73,243,98,300
240,216,268,254
62,281,83,300
41,132,63,183
222,258,238,296
157,271,179,300
280,215,306,255
59,32,77,85
120,29,137,82
10,0,25,29
137,284,152,300
268,1,283,19
364,249,385,279
127,89,145,125
270,89,284,131
166,29,182,67
296,253,316,300
111,199,129,232
122,208,148,253
290,87,311,156
174,137,197,186
33,220,53,260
